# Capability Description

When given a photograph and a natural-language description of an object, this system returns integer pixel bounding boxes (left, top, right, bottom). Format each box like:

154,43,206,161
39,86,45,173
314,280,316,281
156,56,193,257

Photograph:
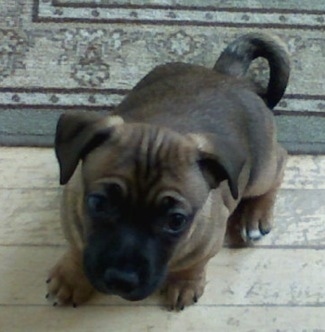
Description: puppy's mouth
84,263,167,302
82,229,170,301
94,278,159,302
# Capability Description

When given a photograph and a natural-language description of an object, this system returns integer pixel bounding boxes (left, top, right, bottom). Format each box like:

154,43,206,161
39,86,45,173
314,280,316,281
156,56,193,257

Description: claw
259,227,271,236
168,305,175,312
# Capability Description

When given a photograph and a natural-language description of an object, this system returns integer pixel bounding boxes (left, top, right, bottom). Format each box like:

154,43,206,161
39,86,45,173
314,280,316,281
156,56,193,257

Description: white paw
240,210,272,242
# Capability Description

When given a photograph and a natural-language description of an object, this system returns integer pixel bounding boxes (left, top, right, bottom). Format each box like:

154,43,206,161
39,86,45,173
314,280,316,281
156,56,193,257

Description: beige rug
0,0,324,153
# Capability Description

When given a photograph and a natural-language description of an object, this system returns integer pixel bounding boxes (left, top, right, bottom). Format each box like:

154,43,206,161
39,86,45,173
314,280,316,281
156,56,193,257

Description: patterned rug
0,0,324,153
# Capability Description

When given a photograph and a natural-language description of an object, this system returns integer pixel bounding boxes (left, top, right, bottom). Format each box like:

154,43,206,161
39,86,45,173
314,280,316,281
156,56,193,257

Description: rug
0,0,324,153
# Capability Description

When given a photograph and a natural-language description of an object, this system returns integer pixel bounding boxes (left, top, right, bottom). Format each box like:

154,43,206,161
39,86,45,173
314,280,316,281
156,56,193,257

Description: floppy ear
190,134,246,200
55,112,124,185
198,152,244,200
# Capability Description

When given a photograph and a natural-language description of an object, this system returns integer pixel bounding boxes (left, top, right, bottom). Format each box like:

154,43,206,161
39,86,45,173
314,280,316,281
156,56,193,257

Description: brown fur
47,33,289,310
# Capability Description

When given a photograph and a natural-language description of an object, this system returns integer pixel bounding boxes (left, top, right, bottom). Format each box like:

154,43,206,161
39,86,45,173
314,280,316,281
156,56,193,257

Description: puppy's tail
214,33,290,109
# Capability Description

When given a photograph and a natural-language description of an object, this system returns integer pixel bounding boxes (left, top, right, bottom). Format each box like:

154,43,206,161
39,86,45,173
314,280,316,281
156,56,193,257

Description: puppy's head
55,112,243,301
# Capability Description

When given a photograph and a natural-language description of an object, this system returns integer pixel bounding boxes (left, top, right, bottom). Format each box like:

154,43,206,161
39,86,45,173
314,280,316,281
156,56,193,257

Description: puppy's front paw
46,249,94,307
163,268,206,311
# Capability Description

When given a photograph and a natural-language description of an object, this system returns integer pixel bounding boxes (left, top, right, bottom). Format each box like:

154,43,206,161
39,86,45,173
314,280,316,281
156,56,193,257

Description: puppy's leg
164,262,207,311
240,146,287,241
240,188,279,241
46,248,94,307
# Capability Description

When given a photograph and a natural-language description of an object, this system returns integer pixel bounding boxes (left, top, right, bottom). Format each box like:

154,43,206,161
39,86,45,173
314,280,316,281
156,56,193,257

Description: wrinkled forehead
82,124,198,185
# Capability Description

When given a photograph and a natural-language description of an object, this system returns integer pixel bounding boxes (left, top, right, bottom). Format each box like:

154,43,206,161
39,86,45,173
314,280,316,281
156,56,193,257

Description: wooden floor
0,147,324,331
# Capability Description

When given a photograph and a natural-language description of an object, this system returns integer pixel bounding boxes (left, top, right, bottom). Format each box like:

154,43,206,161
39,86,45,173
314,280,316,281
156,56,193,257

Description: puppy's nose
104,268,139,294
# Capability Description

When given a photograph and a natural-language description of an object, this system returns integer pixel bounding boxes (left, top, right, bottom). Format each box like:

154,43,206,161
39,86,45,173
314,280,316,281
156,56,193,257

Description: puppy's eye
106,182,124,197
87,193,107,215
164,213,188,234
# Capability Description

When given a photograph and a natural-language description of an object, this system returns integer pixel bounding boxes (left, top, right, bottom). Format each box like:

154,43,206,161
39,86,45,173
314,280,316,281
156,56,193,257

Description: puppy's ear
198,152,244,200
190,134,246,200
55,112,124,185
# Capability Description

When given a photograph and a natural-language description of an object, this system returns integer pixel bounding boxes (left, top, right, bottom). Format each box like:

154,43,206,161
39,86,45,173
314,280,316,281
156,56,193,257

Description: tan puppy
47,33,290,310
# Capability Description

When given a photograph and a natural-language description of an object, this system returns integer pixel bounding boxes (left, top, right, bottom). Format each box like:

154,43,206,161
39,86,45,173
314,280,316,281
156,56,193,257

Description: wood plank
0,189,65,246
0,247,324,306
0,147,58,189
1,149,325,189
272,189,325,246
284,155,325,189
0,306,323,332
0,189,324,247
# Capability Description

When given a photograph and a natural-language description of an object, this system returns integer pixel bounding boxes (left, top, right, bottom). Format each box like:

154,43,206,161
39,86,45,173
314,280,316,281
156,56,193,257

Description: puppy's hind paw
240,223,271,242
240,200,273,242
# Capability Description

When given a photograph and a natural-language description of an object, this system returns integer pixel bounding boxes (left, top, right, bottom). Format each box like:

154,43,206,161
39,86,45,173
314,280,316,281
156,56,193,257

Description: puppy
47,32,290,310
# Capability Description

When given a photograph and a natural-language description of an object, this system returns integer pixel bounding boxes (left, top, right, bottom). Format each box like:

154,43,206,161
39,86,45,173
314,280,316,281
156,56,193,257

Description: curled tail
214,33,290,109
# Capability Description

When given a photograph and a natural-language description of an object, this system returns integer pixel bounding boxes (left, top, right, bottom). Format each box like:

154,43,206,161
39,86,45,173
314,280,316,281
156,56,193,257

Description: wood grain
0,147,324,331
0,306,323,332
0,148,324,247
1,148,325,189
0,188,324,247
0,247,324,306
